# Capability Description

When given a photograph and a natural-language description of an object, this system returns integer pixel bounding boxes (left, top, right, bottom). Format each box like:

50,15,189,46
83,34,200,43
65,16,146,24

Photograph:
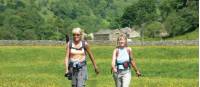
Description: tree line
115,0,199,38
0,0,198,40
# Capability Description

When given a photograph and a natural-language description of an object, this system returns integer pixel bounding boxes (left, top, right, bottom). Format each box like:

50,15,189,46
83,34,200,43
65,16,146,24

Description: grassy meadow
0,45,198,87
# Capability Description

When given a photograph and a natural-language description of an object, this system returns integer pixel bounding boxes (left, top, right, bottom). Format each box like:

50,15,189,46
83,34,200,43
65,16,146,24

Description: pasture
0,45,198,87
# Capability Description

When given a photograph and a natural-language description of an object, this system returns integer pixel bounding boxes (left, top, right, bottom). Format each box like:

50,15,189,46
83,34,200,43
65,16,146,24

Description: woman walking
64,27,99,87
112,34,141,87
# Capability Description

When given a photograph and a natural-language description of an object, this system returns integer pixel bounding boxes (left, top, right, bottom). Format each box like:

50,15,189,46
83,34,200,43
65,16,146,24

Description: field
0,45,198,87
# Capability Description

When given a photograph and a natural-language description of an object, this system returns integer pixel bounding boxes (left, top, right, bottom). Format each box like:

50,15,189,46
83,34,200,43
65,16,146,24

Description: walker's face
73,32,81,42
119,38,126,47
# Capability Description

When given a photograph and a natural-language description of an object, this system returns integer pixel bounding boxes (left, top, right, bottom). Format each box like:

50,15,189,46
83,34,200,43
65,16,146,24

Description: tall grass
0,46,198,87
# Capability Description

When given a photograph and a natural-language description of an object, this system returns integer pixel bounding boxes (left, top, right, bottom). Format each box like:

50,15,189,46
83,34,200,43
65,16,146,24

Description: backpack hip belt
116,61,130,70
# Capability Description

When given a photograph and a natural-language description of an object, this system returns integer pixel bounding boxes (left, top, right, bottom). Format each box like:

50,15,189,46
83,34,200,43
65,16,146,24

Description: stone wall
88,40,199,46
0,40,66,46
0,40,198,46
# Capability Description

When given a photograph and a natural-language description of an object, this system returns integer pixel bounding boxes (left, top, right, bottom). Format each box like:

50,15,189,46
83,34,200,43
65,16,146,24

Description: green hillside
0,0,198,40
0,0,137,40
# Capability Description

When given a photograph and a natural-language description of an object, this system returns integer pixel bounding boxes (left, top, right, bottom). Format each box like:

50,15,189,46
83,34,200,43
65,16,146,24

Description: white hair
72,27,84,40
72,27,82,34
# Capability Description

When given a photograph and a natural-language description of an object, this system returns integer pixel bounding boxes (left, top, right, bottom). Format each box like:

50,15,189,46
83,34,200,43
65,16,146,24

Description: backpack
69,40,86,55
69,40,86,54
68,40,87,73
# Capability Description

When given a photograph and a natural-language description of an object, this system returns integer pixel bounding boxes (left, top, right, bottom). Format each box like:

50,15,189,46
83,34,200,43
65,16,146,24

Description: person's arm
128,47,141,77
64,42,70,73
85,42,99,74
111,49,117,73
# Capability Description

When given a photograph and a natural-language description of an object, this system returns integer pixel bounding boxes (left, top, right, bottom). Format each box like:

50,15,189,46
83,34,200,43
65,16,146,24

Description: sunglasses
73,34,81,36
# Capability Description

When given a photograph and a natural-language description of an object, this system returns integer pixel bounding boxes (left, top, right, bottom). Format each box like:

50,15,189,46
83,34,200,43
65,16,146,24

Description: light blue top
116,48,130,69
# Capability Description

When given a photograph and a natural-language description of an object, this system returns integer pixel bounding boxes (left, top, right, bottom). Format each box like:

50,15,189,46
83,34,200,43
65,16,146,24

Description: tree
0,0,145,40
144,21,163,38
22,29,37,40
120,0,158,27
120,0,158,44
160,0,199,37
